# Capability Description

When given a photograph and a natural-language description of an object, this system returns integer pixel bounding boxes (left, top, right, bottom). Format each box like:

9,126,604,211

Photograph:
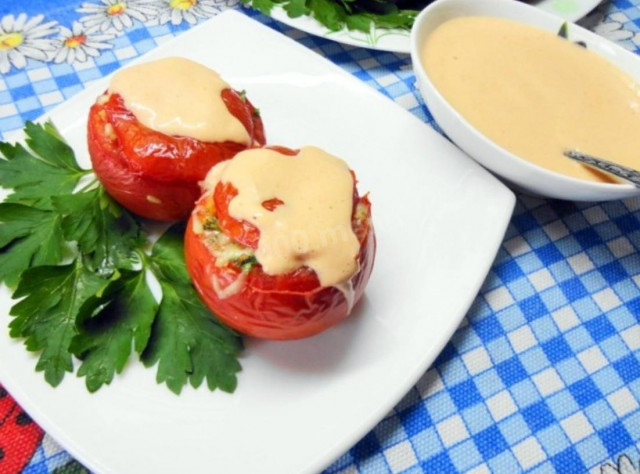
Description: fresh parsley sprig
245,0,421,34
0,122,243,395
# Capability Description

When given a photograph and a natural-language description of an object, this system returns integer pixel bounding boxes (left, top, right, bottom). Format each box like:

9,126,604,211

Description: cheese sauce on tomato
422,17,640,182
203,147,360,287
108,57,250,144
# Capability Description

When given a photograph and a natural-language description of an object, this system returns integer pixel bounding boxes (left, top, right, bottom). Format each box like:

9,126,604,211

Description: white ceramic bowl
410,0,640,201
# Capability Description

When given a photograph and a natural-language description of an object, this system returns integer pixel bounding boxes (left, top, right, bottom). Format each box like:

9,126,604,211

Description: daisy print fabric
0,14,58,74
0,0,237,74
53,22,114,64
77,0,159,33
150,0,240,26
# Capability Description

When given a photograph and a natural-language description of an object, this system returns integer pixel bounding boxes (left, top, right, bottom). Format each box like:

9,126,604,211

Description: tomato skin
87,90,265,221
213,181,260,249
184,153,376,340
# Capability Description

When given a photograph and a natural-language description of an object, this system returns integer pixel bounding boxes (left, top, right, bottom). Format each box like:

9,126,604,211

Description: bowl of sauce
410,0,640,201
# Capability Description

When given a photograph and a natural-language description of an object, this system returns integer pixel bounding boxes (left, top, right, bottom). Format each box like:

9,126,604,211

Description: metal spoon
564,150,640,187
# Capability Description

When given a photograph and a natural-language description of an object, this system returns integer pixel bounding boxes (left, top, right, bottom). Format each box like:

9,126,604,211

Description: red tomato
87,89,265,221
184,148,376,340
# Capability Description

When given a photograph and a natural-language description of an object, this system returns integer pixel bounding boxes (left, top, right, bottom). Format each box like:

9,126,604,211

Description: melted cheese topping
422,17,640,183
203,147,360,287
334,279,356,314
109,57,250,144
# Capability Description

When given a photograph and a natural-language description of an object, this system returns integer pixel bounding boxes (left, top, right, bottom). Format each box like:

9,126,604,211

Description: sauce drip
422,17,640,183
204,147,360,287
109,57,250,144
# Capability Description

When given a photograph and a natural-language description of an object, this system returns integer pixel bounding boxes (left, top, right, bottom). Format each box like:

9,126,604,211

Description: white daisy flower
53,22,115,64
0,13,58,74
77,0,158,34
593,20,635,42
601,455,640,474
149,0,237,26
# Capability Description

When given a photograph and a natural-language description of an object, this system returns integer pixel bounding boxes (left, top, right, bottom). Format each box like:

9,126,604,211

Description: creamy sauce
203,146,360,287
334,279,356,314
422,16,640,183
109,57,250,144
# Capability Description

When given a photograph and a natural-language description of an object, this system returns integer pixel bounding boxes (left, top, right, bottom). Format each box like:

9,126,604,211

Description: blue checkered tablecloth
1,1,639,473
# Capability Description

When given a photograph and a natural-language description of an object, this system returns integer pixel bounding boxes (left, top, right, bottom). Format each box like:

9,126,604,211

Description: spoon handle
564,150,640,187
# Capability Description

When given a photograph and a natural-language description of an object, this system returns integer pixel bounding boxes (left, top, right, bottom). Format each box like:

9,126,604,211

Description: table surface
0,1,639,473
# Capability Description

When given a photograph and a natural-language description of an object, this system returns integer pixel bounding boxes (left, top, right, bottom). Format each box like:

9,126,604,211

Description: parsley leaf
365,10,416,29
557,22,569,39
147,223,192,284
9,260,112,387
71,269,157,392
1,122,244,394
142,224,243,394
344,13,374,32
284,0,310,17
249,0,277,15
53,187,143,275
0,121,89,208
309,0,346,31
244,0,418,33
0,203,66,287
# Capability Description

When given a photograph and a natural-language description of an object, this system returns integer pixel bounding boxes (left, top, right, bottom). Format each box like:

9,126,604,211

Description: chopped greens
0,122,243,395
200,218,256,268
243,0,428,34
203,216,221,231
557,22,587,48
557,22,569,39
238,255,258,273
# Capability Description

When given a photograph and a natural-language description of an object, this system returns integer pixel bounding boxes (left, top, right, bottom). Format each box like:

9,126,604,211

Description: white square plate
0,11,514,474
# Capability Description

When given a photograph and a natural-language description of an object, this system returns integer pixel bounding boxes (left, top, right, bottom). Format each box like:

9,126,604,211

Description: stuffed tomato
185,146,376,340
87,57,265,221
